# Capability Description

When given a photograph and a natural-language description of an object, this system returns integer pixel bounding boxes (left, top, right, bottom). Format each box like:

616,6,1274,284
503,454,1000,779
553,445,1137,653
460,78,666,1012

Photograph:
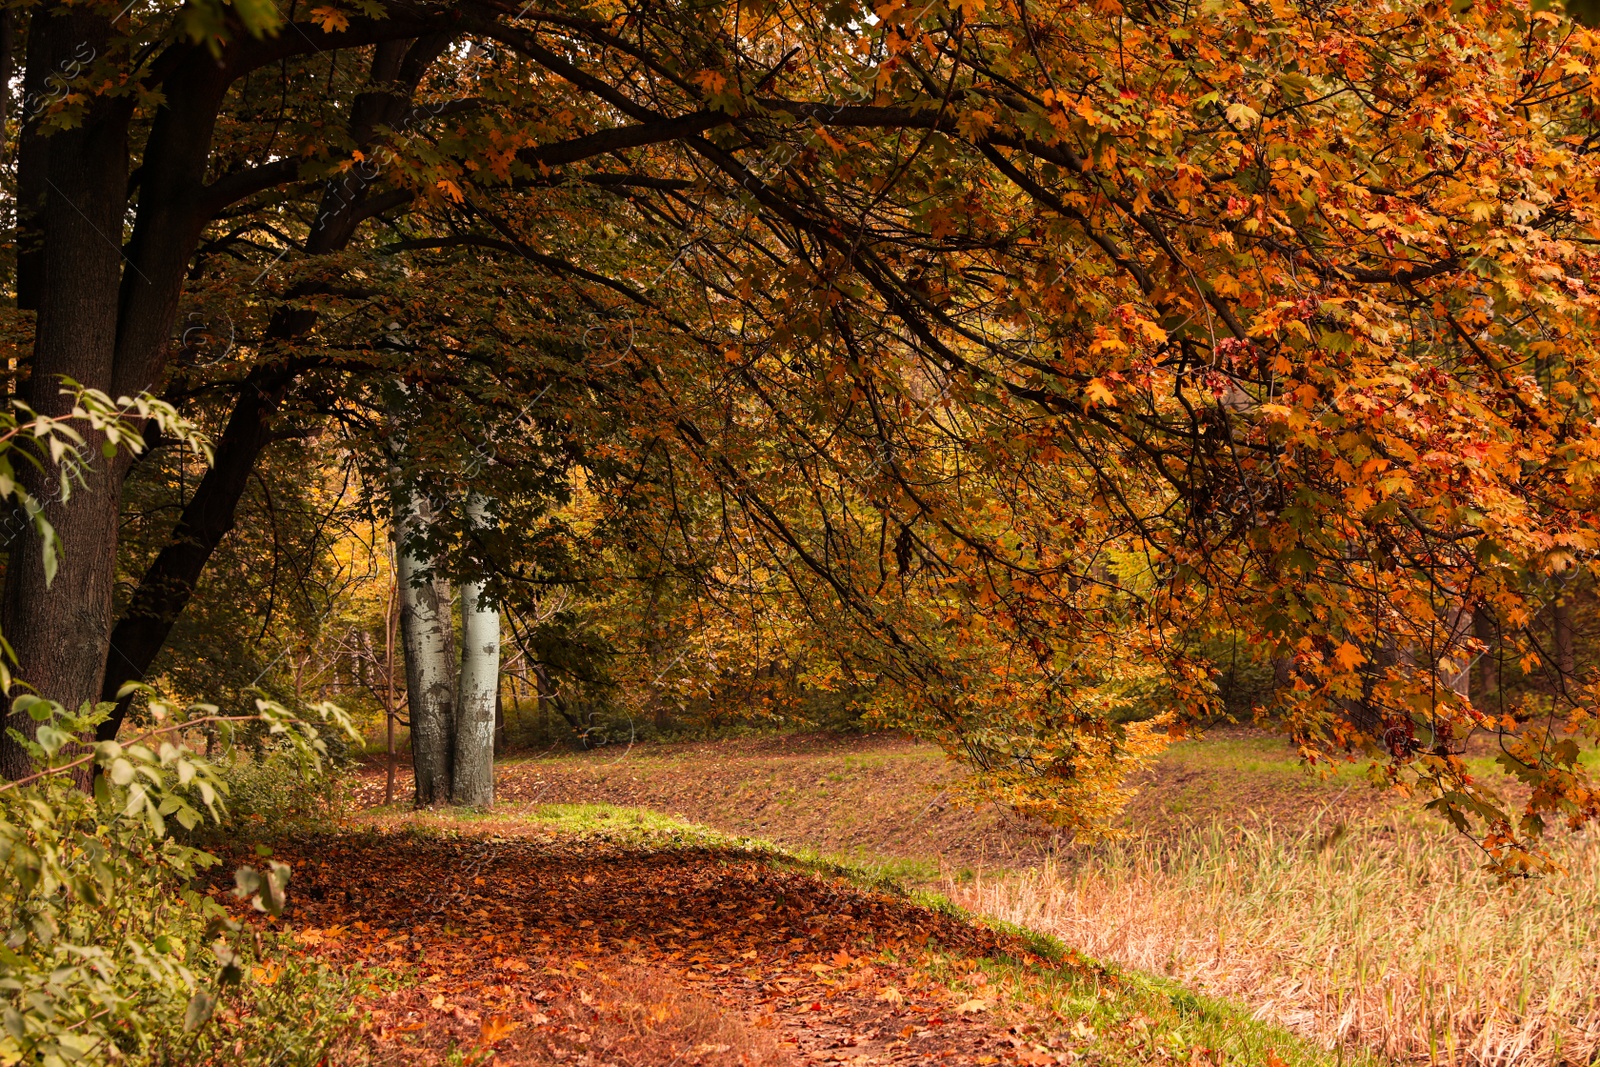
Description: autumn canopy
0,0,1598,883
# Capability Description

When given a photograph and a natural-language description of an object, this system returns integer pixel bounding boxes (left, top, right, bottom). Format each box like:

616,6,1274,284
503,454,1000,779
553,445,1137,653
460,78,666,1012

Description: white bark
452,492,499,807
395,485,456,806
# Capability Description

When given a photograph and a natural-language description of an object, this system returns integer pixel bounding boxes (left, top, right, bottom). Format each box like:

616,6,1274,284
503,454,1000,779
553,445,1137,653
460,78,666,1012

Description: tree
451,492,500,806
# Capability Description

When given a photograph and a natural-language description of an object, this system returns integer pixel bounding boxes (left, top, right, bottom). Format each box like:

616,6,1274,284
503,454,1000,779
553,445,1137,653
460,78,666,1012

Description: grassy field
953,811,1600,1067
973,740,1600,1067
353,729,1600,1066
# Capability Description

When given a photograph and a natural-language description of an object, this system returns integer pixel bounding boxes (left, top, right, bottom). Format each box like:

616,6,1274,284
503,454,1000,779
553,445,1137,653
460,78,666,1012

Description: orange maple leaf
309,6,350,33
1333,642,1366,672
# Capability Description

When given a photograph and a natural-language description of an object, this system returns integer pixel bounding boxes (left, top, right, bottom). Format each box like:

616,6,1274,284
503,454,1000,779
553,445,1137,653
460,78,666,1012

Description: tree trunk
1474,605,1498,703
1442,604,1472,699
452,494,499,807
494,686,506,755
535,663,553,742
1553,591,1576,689
385,563,399,806
395,488,455,806
0,7,130,780
97,370,296,738
1272,654,1293,689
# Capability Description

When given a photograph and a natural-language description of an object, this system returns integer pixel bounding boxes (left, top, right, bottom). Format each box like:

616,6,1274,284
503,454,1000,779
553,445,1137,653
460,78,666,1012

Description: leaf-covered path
270,824,1083,1065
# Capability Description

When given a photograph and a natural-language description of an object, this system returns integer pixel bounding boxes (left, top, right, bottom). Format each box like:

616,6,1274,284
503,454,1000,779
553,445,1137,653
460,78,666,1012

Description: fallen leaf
478,1015,519,1045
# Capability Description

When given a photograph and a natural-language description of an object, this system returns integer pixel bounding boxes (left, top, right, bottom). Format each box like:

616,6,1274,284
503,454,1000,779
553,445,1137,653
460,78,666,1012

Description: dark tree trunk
96,369,294,738
535,664,553,742
1272,654,1293,690
1553,593,1576,689
0,21,249,773
110,55,233,397
0,7,130,779
494,686,506,755
1474,605,1497,703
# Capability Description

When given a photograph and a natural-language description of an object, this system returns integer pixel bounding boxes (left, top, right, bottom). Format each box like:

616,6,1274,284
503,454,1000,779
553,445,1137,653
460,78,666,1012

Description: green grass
962,950,1386,1067
1171,728,1600,775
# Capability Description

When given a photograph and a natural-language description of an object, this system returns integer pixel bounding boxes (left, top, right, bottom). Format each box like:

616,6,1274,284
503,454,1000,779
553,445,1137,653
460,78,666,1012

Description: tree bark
494,686,505,755
97,369,295,738
1442,604,1472,699
452,494,499,807
0,7,129,779
1473,605,1498,702
1553,590,1576,689
535,663,554,742
395,486,456,807
385,562,399,806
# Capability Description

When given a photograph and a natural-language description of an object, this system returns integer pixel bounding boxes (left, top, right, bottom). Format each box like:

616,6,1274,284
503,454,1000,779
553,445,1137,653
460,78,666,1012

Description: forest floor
266,729,1599,1066
256,729,1373,1067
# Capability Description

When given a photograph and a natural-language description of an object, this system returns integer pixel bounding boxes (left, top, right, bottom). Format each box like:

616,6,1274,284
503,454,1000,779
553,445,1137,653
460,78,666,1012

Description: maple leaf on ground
478,1014,518,1045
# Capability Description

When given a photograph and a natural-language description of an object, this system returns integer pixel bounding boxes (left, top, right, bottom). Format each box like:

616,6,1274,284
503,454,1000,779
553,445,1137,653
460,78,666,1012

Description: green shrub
0,694,361,1065
214,745,349,832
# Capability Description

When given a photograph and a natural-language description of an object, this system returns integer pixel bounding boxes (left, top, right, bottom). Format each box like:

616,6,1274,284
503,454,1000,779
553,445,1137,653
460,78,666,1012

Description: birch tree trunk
452,493,500,807
395,487,456,807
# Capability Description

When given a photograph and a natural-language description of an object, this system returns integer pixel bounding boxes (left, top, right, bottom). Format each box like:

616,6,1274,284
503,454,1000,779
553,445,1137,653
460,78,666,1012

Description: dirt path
272,828,1083,1065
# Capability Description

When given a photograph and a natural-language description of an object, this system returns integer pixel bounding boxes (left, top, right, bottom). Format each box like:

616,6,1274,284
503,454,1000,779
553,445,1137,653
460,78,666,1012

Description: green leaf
183,991,216,1032
108,759,134,786
13,695,47,722
34,726,67,756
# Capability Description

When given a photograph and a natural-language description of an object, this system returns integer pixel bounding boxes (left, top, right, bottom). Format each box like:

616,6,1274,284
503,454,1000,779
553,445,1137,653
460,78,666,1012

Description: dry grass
947,813,1600,1067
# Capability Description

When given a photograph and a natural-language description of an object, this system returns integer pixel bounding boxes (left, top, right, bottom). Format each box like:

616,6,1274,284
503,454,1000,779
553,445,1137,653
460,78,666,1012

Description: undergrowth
0,698,363,1066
